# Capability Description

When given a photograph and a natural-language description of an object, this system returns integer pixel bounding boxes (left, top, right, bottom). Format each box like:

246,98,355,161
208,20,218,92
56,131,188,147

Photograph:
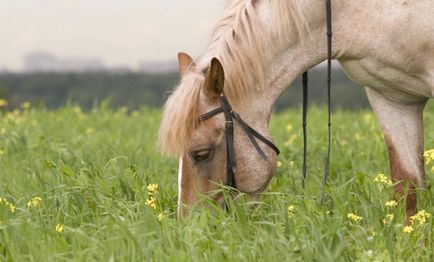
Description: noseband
200,94,280,189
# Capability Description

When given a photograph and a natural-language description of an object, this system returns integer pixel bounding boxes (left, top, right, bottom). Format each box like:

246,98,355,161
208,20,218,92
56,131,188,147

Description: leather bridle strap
219,95,238,188
302,71,308,189
232,112,280,160
321,0,333,205
200,107,224,120
200,94,280,189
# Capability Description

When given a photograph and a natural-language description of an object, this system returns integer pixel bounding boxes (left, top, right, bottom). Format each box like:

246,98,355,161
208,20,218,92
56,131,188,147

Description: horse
158,0,434,220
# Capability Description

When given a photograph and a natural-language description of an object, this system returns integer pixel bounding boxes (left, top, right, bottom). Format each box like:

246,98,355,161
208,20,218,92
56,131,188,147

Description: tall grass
0,102,433,261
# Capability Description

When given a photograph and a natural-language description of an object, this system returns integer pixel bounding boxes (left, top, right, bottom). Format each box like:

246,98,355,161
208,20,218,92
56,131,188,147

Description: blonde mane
159,0,307,157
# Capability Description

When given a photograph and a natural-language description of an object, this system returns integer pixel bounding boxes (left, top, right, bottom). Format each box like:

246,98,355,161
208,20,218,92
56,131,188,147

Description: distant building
24,52,105,73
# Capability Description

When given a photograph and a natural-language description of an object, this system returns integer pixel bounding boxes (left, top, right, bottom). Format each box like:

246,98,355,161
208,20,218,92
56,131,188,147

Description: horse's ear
203,58,225,100
177,52,196,77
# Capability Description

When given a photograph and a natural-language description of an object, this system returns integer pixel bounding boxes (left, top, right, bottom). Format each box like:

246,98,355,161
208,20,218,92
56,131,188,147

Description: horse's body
159,0,434,219
338,1,434,99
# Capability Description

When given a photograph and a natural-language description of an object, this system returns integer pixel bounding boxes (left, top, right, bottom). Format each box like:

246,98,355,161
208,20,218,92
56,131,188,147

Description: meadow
0,101,433,261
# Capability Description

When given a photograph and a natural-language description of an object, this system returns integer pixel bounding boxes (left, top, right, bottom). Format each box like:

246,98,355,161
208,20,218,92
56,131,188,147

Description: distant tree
0,81,7,99
0,69,368,111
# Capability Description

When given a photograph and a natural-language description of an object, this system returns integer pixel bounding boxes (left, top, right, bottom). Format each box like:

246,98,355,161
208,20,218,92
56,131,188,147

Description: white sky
0,0,224,70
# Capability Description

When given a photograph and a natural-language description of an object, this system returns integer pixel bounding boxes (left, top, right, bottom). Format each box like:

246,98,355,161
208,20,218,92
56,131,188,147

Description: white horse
159,0,434,220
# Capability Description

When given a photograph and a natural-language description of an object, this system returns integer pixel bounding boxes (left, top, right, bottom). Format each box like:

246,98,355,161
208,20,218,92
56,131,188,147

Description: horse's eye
191,149,212,162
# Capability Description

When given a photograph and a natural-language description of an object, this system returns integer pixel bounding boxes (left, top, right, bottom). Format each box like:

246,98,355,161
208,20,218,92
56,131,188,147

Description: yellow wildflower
288,205,296,218
276,161,282,167
354,132,362,141
410,210,431,225
363,114,373,124
27,196,42,208
158,213,165,221
55,224,64,233
347,213,363,222
385,200,398,207
73,106,82,114
374,173,392,186
73,106,85,119
147,184,158,193
145,197,157,209
367,229,377,237
289,161,295,169
118,107,128,114
284,134,297,146
8,203,16,213
0,197,17,213
382,214,394,225
285,124,293,132
86,128,95,134
0,149,4,156
402,225,413,234
424,149,434,165
0,99,7,107
1,199,16,213
21,101,31,109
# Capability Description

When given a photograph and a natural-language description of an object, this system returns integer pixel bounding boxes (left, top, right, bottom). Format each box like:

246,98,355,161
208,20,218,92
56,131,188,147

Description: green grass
0,102,433,261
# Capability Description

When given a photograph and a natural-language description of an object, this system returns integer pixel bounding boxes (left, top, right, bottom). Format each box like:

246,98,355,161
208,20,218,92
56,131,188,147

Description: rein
322,0,333,205
200,95,280,189
303,0,333,204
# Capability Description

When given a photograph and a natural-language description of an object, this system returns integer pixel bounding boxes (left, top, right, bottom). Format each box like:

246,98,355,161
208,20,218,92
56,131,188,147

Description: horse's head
159,52,278,215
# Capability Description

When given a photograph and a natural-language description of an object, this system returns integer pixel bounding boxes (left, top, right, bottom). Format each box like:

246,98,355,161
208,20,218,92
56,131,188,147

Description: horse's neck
238,0,331,121
232,0,375,123
266,0,351,100
256,0,375,107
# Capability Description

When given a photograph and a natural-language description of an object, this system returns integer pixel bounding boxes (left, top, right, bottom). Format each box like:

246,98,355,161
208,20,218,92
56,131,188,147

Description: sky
0,0,225,70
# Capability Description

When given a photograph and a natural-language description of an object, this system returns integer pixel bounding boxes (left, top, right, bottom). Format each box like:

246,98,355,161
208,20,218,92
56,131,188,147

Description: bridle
200,94,280,189
198,0,333,200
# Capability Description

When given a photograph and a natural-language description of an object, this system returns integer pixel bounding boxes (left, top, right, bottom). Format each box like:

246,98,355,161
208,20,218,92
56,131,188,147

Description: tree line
0,68,369,111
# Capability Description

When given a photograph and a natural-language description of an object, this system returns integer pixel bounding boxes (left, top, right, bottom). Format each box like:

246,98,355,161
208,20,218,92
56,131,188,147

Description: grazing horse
158,0,434,219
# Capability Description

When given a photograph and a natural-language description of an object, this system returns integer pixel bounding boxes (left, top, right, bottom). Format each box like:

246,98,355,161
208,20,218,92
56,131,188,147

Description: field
1,102,434,261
